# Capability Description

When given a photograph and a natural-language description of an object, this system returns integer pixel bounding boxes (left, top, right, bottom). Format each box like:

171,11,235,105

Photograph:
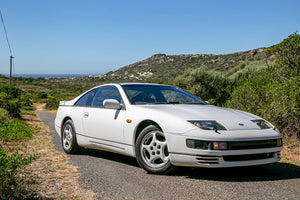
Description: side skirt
76,133,135,157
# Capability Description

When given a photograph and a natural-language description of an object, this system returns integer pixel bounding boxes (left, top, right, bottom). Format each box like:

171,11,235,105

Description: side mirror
103,99,122,110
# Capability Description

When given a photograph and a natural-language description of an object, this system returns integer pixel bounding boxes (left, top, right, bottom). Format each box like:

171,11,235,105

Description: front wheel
135,125,173,174
62,119,83,154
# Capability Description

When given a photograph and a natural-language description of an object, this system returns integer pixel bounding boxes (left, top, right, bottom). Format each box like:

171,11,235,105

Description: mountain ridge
98,48,268,83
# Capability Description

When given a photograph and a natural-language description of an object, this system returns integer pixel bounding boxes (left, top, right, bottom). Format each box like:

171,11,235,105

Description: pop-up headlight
188,120,226,131
251,119,273,129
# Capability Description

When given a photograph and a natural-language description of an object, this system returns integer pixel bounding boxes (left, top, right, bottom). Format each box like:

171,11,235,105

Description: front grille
228,139,279,150
196,155,220,164
223,152,275,162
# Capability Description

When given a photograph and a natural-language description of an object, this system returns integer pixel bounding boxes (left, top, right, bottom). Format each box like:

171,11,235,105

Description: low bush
226,65,299,139
226,60,270,83
0,86,22,118
227,32,300,140
45,95,60,110
0,149,37,199
0,101,37,199
0,109,9,124
0,118,32,142
174,66,233,105
37,91,48,99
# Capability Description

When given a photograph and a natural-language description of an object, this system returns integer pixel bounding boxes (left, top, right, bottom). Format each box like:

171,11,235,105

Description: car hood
136,104,263,131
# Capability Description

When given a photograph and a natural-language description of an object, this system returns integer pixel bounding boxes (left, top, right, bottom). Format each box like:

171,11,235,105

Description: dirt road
37,111,300,200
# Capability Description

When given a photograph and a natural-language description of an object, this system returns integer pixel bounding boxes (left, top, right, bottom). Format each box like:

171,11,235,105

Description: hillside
96,48,268,83
0,47,271,91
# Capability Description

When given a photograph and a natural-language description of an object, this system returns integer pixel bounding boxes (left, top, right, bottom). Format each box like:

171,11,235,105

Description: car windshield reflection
121,84,206,105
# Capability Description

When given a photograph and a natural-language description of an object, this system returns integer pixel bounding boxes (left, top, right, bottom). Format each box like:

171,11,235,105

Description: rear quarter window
75,89,96,106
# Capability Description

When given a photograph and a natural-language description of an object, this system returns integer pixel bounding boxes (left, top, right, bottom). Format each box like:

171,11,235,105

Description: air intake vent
223,152,275,162
196,155,220,164
228,139,279,150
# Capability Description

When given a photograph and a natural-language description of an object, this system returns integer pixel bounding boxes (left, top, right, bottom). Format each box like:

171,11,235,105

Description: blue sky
0,0,299,75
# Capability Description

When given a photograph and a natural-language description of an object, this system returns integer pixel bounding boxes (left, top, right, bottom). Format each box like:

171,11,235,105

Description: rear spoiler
59,101,66,106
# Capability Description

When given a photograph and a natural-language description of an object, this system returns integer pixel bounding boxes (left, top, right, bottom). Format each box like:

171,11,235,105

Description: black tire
61,119,83,154
135,125,173,174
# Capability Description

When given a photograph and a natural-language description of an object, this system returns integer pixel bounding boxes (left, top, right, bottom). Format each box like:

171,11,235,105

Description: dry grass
21,104,95,199
35,103,57,116
281,138,300,166
17,85,52,92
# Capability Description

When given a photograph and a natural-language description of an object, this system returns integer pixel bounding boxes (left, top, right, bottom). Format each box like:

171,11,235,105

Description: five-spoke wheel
62,119,83,154
135,125,173,174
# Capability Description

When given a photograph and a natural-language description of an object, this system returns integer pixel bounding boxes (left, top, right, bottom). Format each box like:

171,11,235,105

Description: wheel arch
61,116,72,135
134,120,163,145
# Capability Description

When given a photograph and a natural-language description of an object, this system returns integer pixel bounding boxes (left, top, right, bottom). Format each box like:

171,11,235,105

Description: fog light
212,142,228,150
186,139,210,149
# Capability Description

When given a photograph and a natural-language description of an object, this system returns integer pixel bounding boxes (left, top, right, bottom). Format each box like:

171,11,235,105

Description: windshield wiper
166,101,180,104
148,102,181,105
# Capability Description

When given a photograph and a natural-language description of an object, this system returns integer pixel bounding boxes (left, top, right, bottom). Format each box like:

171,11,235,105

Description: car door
82,86,126,143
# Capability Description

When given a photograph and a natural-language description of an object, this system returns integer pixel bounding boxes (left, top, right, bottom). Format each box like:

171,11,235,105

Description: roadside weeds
280,144,300,167
22,104,95,199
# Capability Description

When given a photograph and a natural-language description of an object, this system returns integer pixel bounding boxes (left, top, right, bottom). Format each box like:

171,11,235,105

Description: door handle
83,112,89,118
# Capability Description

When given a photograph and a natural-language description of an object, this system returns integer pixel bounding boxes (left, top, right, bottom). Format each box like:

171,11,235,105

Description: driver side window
91,86,122,107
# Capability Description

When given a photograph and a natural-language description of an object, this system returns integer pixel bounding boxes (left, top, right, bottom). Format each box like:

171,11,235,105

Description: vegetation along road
37,111,300,200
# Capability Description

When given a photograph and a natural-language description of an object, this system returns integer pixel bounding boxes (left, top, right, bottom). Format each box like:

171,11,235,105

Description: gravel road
37,111,300,200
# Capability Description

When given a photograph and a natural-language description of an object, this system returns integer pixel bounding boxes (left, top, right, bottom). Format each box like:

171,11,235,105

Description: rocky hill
94,48,268,83
1,47,271,94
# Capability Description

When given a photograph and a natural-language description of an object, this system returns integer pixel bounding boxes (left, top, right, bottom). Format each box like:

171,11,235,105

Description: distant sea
3,74,101,78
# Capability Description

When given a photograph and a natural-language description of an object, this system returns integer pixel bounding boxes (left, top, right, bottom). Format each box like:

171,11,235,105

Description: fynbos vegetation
173,32,299,141
0,87,37,199
227,32,300,140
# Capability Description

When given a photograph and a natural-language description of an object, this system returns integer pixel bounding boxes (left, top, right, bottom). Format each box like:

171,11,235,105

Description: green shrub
0,86,21,98
37,91,48,99
0,87,22,118
266,31,300,75
0,149,37,199
227,65,299,140
0,118,32,142
174,66,233,105
0,109,9,124
227,31,300,140
226,61,270,83
21,92,33,110
45,95,59,110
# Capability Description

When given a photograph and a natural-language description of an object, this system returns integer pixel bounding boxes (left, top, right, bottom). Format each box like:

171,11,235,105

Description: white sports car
55,83,282,174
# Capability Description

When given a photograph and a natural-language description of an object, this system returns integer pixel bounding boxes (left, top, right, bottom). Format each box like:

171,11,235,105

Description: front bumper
167,130,282,168
170,151,281,168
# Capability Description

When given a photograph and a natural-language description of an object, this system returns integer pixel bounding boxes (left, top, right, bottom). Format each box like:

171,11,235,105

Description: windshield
122,84,206,105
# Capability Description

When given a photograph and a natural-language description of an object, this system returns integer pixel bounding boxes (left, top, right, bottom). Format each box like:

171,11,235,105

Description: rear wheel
62,119,83,154
135,125,173,174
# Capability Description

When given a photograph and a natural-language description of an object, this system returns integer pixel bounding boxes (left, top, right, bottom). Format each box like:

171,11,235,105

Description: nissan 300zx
54,83,282,174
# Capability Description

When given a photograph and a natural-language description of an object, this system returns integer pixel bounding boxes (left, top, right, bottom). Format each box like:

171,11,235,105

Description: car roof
118,82,166,86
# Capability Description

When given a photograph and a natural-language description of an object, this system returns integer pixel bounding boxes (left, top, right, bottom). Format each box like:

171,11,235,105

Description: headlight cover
251,119,273,129
188,120,226,131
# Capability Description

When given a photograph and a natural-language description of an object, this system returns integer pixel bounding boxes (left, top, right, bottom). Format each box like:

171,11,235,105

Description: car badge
238,123,244,126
